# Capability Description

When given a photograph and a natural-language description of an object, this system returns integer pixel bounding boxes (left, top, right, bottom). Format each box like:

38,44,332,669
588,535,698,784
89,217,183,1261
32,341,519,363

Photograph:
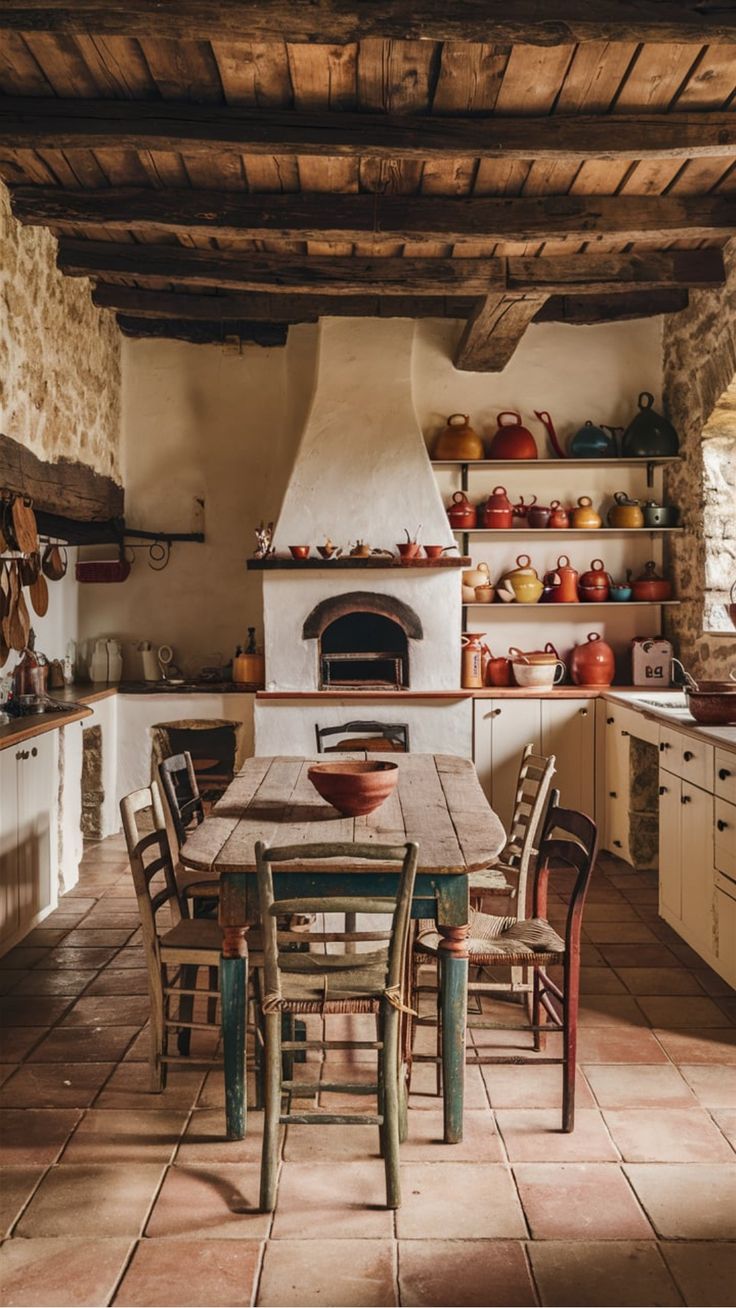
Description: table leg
437,924,469,1144
221,926,248,1141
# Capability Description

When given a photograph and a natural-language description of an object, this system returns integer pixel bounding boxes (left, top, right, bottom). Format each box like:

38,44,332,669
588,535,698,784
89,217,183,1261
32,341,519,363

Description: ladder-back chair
158,752,221,909
315,721,410,753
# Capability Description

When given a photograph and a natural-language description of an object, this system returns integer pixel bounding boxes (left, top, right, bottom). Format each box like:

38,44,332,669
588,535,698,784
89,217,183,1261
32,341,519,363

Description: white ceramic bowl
511,660,566,688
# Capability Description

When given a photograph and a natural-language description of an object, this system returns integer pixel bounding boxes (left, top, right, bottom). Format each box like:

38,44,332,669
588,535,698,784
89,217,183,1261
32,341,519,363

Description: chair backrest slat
501,745,556,917
315,721,409,753
121,784,188,951
158,751,205,850
533,795,598,942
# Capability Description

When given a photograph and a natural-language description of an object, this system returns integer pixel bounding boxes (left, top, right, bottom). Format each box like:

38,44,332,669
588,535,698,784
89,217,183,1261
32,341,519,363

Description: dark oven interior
319,613,409,689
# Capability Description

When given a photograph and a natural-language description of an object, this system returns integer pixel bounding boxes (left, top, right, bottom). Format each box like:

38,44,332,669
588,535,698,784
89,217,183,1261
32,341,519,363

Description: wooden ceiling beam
117,317,288,346
3,99,736,161
11,187,736,245
1,2,734,43
93,284,689,325
58,239,724,296
455,294,550,372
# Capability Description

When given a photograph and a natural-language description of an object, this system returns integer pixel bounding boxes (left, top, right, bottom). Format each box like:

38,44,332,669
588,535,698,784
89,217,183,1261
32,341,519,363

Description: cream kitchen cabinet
714,875,736,988
658,771,715,959
601,704,632,863
0,735,58,953
473,697,595,830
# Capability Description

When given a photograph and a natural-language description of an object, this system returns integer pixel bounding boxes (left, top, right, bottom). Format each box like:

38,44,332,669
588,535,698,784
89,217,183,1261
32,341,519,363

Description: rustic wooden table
181,753,505,1142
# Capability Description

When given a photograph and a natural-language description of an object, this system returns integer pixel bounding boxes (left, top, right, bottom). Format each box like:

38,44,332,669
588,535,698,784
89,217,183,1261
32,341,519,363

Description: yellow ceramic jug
434,414,485,461
572,496,602,529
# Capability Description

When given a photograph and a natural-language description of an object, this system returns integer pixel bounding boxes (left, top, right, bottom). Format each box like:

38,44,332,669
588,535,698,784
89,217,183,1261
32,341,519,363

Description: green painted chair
254,838,419,1212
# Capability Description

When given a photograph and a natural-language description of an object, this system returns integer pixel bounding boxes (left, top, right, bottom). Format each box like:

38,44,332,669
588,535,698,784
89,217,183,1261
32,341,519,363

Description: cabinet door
0,750,19,947
540,699,595,818
715,881,736,988
680,782,715,957
474,700,540,829
602,709,631,861
17,736,57,930
658,771,681,922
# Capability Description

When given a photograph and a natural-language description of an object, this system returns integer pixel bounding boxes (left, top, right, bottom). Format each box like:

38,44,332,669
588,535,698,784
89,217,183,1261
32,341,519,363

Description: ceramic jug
571,496,602,529
501,555,544,604
482,486,515,529
548,500,571,529
579,558,611,602
570,632,615,687
487,412,538,460
550,555,579,603
608,491,644,529
434,414,484,461
461,632,486,688
447,491,477,529
622,391,679,458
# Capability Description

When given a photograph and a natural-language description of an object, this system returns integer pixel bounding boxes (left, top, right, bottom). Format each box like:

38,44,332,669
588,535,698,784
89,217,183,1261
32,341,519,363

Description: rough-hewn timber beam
1,2,735,43
117,317,288,346
0,432,123,520
92,284,689,323
11,187,736,245
2,99,736,161
58,240,724,296
455,294,550,372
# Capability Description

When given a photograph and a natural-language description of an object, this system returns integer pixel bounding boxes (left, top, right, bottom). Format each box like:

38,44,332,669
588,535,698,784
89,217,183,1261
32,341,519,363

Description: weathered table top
181,753,505,875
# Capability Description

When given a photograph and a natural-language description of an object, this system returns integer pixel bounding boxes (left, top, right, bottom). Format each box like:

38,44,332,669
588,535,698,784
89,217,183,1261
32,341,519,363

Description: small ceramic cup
289,545,311,559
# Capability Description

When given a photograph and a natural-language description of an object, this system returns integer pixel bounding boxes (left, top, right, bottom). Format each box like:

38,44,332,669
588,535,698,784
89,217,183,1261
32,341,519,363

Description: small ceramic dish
609,585,632,602
289,545,311,559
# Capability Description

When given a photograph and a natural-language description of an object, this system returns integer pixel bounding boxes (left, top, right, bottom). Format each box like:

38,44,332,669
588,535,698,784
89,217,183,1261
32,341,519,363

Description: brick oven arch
302,591,424,641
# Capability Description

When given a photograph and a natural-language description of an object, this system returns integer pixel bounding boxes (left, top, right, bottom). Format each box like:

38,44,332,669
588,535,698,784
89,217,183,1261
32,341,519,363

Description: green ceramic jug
621,392,679,457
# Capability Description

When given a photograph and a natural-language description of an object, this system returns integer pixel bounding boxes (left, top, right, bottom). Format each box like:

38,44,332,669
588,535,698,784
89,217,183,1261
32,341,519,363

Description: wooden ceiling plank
455,291,548,370
4,4,733,45
56,238,726,294
211,39,293,106
0,32,54,92
6,97,736,160
116,314,289,344
12,188,735,244
137,36,224,103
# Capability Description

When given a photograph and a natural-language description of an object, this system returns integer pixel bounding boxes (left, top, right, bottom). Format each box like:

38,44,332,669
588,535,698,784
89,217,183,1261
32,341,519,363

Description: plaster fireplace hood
259,318,463,698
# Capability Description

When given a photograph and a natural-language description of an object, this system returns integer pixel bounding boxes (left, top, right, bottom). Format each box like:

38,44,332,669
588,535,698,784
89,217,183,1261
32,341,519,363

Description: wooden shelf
432,457,681,469
247,555,470,570
463,600,680,609
452,527,682,536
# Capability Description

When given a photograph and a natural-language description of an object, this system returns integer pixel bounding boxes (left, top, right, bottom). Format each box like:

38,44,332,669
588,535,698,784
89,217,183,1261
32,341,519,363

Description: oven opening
320,613,409,690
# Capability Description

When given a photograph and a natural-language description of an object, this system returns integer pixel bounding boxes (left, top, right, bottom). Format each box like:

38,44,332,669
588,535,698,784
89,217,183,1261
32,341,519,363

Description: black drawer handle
609,791,618,799
719,768,732,781
660,741,670,751
613,840,623,848
621,730,630,737
659,785,668,795
31,746,37,758
684,751,695,762
681,794,691,804
607,716,614,724
717,819,729,832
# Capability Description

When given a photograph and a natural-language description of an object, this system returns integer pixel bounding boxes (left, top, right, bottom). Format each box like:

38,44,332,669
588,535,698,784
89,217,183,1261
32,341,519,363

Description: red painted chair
412,795,598,1131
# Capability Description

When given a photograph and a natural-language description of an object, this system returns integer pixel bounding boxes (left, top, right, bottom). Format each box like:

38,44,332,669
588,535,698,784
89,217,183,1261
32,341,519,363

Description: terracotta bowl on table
307,761,399,816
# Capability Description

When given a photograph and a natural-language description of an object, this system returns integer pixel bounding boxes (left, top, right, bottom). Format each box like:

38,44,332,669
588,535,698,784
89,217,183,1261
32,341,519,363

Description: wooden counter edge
0,704,94,751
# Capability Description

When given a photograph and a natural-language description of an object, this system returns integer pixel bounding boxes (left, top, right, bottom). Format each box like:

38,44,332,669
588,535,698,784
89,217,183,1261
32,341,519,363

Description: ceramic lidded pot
569,421,619,458
621,392,679,458
642,501,680,527
447,491,477,529
579,558,611,602
487,412,538,460
631,560,673,602
608,491,644,529
500,554,544,604
548,500,571,529
550,555,579,603
527,503,552,529
570,632,616,687
482,486,515,529
571,496,602,529
434,414,485,461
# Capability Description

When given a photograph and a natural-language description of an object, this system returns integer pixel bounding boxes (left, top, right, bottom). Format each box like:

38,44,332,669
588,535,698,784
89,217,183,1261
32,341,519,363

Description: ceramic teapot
434,413,484,461
447,490,477,529
550,555,579,604
571,496,602,529
570,632,615,687
608,491,644,529
487,412,538,460
482,486,515,529
622,391,679,458
631,560,673,602
569,421,619,458
548,500,571,529
499,555,544,604
579,558,611,602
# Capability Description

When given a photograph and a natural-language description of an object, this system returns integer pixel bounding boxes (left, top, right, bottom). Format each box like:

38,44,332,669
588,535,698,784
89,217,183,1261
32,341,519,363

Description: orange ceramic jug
434,414,485,461
548,500,571,529
550,555,579,603
572,496,602,529
570,632,616,687
461,632,486,688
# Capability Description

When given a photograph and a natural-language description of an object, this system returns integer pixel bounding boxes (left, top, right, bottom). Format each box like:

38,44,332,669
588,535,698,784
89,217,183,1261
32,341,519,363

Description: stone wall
663,238,736,678
0,183,121,478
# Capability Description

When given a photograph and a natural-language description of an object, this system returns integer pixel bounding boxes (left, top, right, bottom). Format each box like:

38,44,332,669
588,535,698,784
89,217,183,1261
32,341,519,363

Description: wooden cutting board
29,570,49,617
12,496,38,555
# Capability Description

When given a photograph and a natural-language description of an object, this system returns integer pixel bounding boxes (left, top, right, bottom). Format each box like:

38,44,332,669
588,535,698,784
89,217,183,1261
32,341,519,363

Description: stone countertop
603,689,736,752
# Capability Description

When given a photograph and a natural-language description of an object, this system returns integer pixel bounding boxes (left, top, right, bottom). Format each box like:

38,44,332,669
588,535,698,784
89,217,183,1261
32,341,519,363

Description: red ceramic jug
579,558,611,602
548,500,571,529
550,554,579,603
487,412,538,460
447,491,477,529
570,632,615,687
482,486,514,529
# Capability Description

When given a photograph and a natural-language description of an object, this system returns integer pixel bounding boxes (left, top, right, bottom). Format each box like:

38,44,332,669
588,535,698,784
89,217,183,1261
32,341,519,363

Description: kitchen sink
635,694,688,710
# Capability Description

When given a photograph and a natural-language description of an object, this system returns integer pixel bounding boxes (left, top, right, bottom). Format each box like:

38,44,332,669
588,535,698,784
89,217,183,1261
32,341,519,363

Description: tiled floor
0,838,735,1307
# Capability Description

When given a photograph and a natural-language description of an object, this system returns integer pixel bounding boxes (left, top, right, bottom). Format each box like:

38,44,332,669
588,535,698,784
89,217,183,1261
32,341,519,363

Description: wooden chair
158,752,221,908
469,744,556,917
255,838,419,1211
413,796,598,1131
315,720,410,753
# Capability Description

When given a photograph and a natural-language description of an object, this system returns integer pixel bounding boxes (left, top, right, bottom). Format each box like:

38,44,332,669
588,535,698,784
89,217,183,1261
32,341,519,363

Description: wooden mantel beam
93,284,689,325
2,99,736,161
11,187,736,246
1,2,735,43
57,239,724,296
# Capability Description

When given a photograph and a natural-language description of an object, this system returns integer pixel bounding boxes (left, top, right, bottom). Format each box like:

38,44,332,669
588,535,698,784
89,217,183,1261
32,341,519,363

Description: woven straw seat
416,908,564,966
266,947,390,1013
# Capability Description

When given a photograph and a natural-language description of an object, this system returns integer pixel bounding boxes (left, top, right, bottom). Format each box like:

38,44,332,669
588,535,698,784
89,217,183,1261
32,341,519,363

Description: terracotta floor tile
580,944,606,966
0,1166,45,1235
679,1064,736,1107
578,996,648,1028
0,996,74,1026
106,949,146,970
79,909,141,927
60,995,150,1027
21,927,73,947
496,1109,619,1162
636,995,729,1028
28,1026,141,1063
283,1120,380,1163
17,1162,164,1237
176,1109,266,1165
145,1163,269,1239
0,970,26,995
583,1064,696,1109
116,1238,263,1308
272,1161,392,1240
36,946,120,970
584,922,659,944
61,1108,188,1163
399,1239,535,1307
0,1026,49,1062
715,995,736,1023
661,1242,736,1307
603,1106,734,1162
513,1163,652,1240
615,968,706,996
0,1064,18,1087
709,1107,736,1146
580,902,641,921
654,1028,736,1065
409,1062,489,1110
0,1063,116,1108
598,945,681,968
10,969,98,997
0,1236,132,1308
0,1109,82,1165
258,1239,395,1308
0,947,49,969
56,897,99,912
55,928,135,949
396,1107,502,1163
481,1065,594,1109
396,1163,526,1240
579,968,627,995
575,1028,669,1064
528,1241,681,1307
85,969,150,996
624,1163,736,1238
692,968,735,997
94,1062,205,1111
